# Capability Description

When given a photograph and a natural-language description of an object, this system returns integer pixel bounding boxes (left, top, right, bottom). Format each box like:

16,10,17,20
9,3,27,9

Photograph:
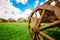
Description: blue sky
10,0,46,12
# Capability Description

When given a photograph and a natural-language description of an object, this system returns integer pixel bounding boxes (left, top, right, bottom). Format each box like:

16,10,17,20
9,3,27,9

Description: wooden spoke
38,9,42,16
28,17,31,33
38,34,44,40
35,12,37,27
39,20,60,30
37,9,45,27
39,31,55,40
34,32,39,40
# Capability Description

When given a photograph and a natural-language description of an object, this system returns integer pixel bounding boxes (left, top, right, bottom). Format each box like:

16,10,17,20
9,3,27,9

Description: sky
0,0,48,20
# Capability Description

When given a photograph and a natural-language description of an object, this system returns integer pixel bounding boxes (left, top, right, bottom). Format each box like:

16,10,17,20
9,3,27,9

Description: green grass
0,22,30,40
0,22,60,40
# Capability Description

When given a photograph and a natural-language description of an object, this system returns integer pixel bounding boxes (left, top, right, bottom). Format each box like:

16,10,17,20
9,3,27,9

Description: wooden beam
39,20,60,30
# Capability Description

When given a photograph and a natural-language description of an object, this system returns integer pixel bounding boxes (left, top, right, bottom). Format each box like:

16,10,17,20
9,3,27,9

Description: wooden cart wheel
28,9,44,40
28,7,60,40
28,8,50,40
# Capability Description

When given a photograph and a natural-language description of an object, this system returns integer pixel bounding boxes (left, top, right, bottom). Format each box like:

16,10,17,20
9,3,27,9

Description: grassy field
0,22,60,40
0,22,30,40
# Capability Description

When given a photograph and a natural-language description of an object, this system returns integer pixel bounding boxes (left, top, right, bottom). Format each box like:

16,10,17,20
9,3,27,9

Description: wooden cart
28,0,60,40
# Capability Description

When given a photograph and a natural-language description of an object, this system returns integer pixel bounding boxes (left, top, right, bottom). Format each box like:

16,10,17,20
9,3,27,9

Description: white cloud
16,0,28,4
22,9,41,19
40,0,48,5
21,9,32,19
13,9,32,20
45,0,48,2
34,0,39,8
0,0,32,20
0,0,22,20
40,2,45,5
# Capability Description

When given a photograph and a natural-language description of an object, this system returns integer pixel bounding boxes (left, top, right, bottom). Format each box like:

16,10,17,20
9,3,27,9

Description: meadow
0,22,30,40
0,22,60,40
